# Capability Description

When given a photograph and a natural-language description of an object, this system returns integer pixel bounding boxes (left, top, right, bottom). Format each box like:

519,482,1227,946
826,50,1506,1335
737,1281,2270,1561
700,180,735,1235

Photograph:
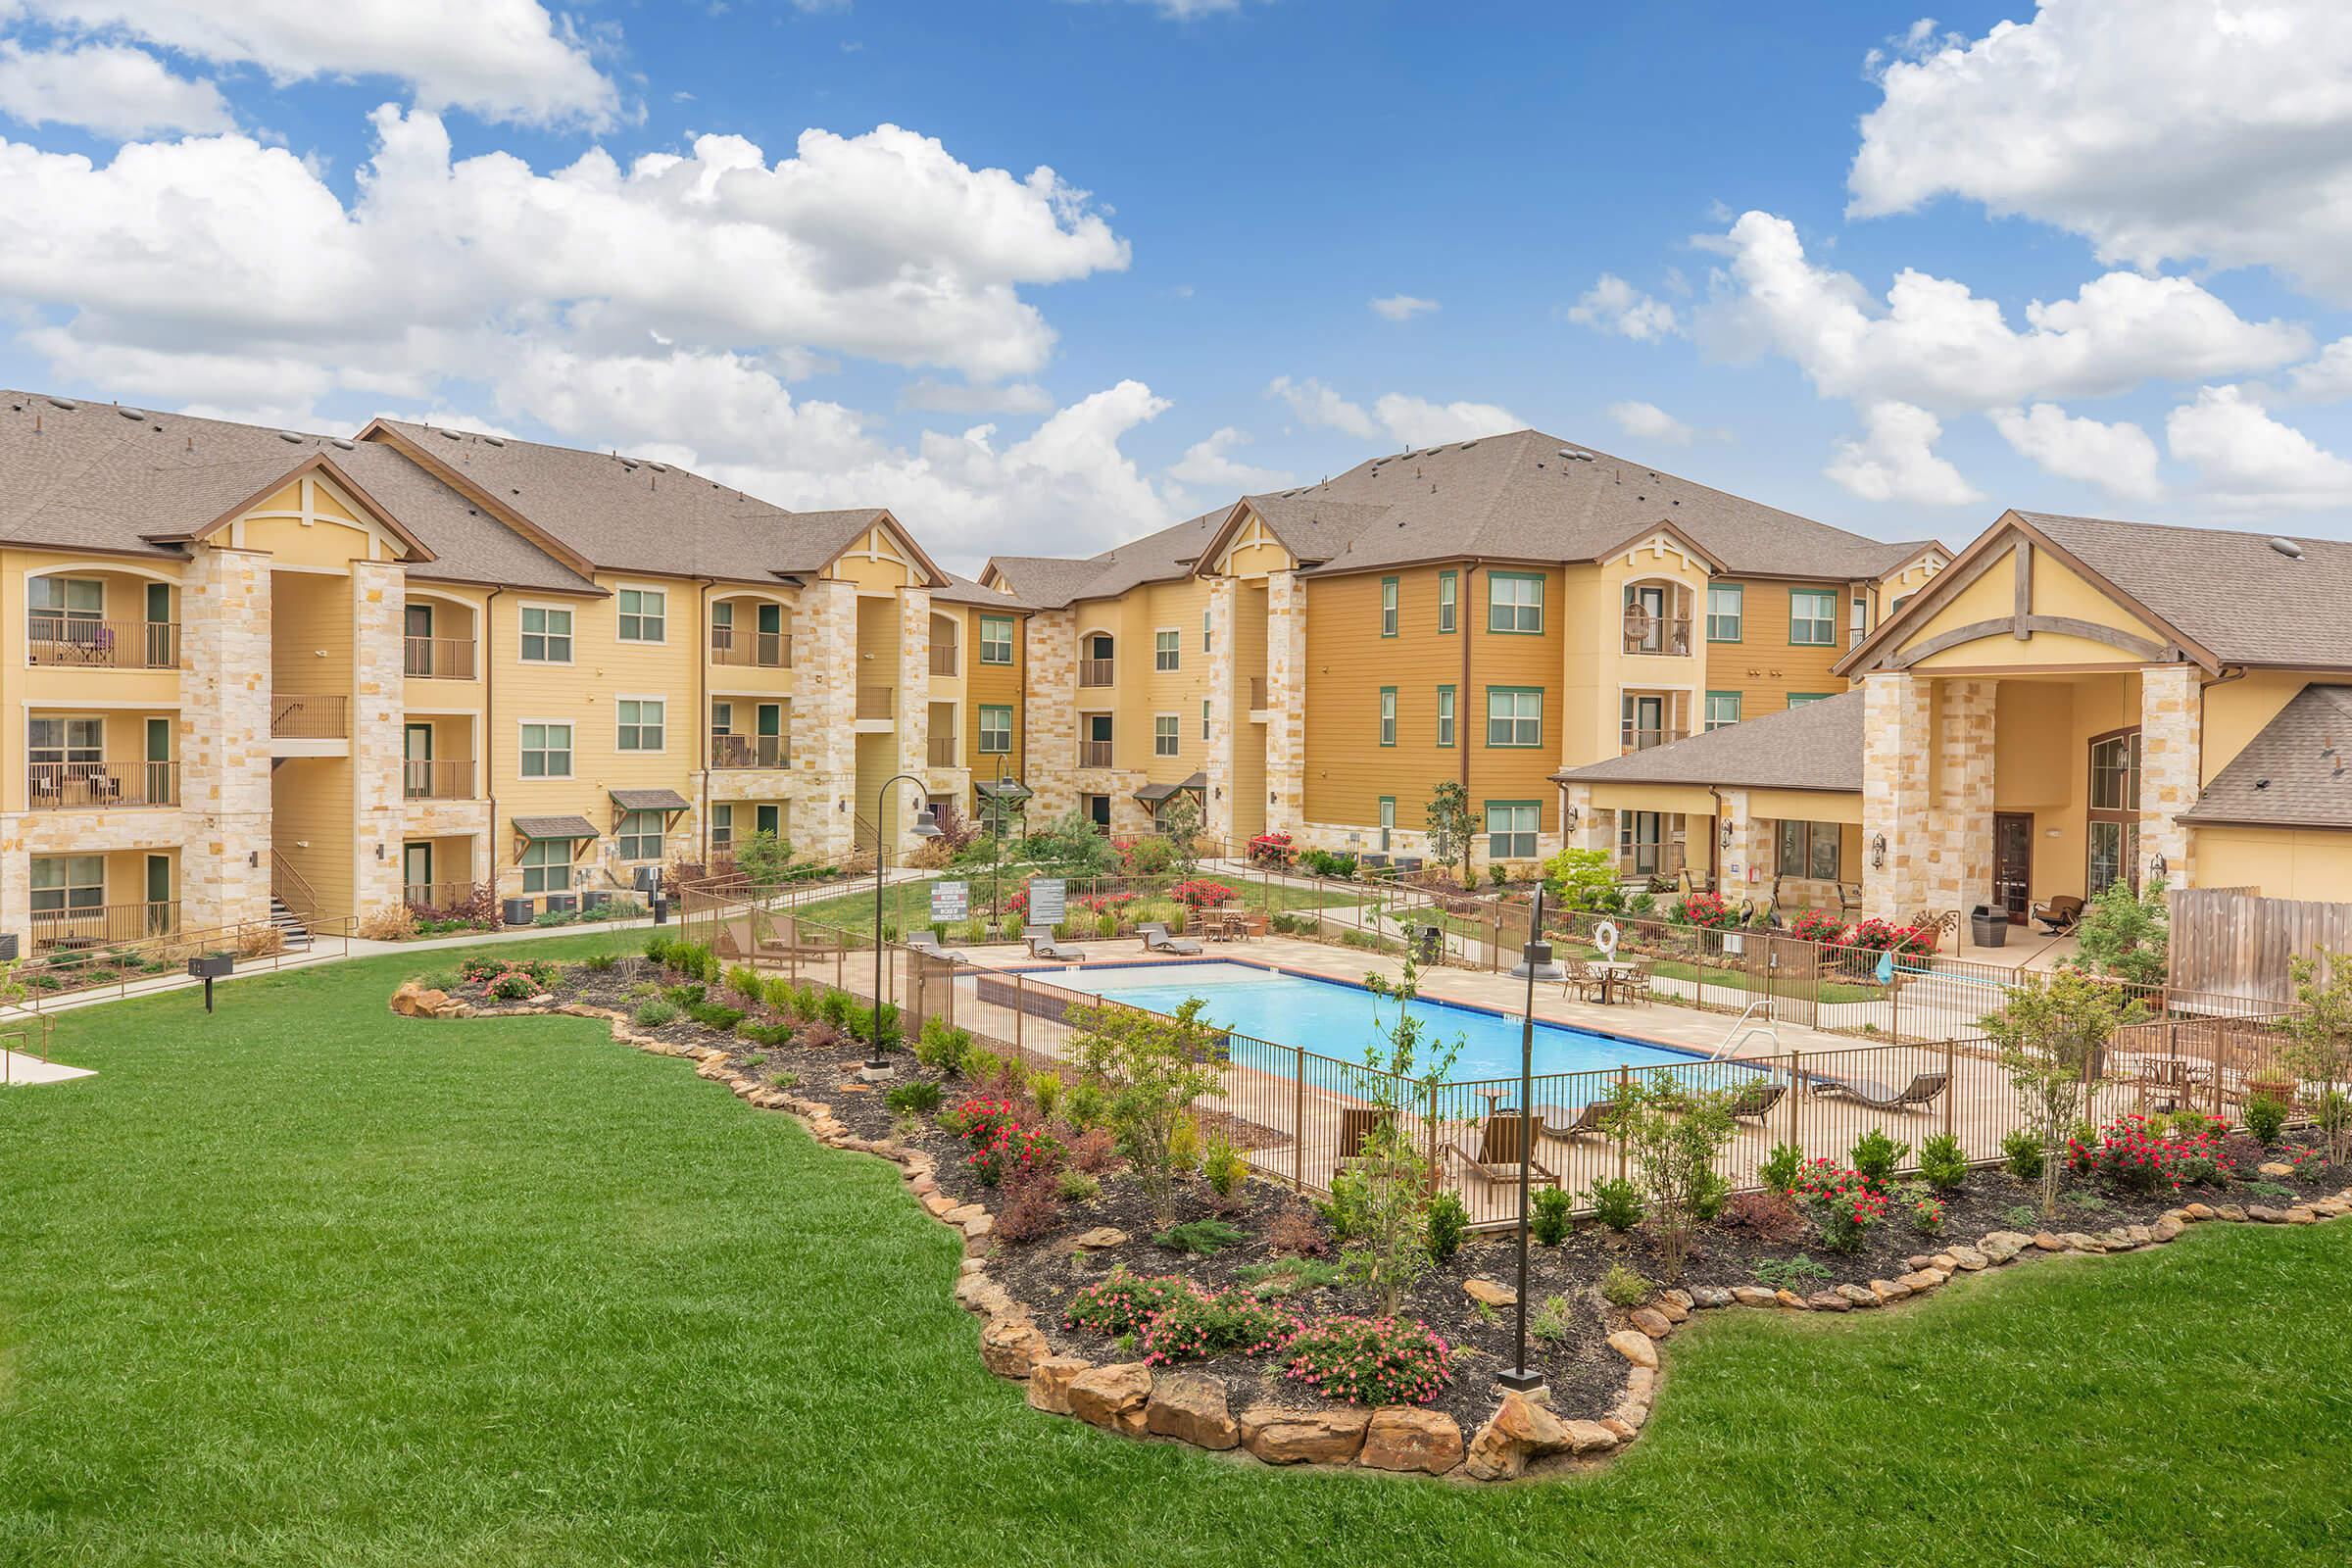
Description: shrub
1426,1191,1469,1265
1201,1130,1249,1200
993,1175,1063,1245
1152,1218,1248,1255
1065,1269,1195,1338
1062,1081,1108,1131
1849,1127,1910,1190
1027,1070,1063,1121
1585,1177,1644,1233
1789,908,1848,946
416,968,461,993
2243,1093,2290,1146
1056,1169,1102,1204
632,1000,680,1028
581,952,617,973
1282,1315,1452,1406
2001,1127,2046,1183
1067,998,1226,1227
913,1016,970,1076
1167,1113,1201,1175
1720,1189,1807,1244
725,964,764,1003
738,1021,793,1048
954,1096,1063,1186
1531,1186,1574,1246
1531,1294,1576,1346
1139,1287,1295,1365
1599,1263,1650,1307
1265,1205,1328,1257
1602,1077,1739,1282
1907,1191,1946,1235
1919,1133,1969,1195
686,1003,744,1034
486,969,537,1001
884,1080,942,1116
1751,1254,1833,1293
2068,1112,2237,1195
1787,1158,1889,1251
1065,1125,1120,1174
460,956,506,983
1237,1257,1346,1299
1761,1142,1805,1193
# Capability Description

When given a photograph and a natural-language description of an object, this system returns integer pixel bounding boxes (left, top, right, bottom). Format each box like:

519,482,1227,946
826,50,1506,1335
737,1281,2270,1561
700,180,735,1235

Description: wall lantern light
1870,833,1887,870
1720,818,1735,850
2150,852,2168,879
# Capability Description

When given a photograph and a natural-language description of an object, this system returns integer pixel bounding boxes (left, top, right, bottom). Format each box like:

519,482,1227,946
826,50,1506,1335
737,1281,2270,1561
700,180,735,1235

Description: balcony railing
1617,842,1687,881
1620,725,1690,754
271,693,348,739
403,759,475,800
27,616,178,670
1249,674,1268,710
404,881,486,913
928,644,957,676
404,636,476,679
927,734,959,766
1077,739,1113,768
857,686,895,721
711,627,792,668
1623,615,1693,656
30,899,179,948
1078,658,1114,688
27,760,178,809
710,733,789,769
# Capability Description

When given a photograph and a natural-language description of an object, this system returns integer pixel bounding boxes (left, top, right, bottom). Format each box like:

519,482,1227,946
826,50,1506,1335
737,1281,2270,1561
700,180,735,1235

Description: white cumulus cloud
1566,272,1681,340
1266,375,1376,441
1825,401,1983,507
1166,426,1295,494
1369,294,1439,321
0,41,233,137
1606,400,1696,446
1989,403,2164,501
2166,384,2352,510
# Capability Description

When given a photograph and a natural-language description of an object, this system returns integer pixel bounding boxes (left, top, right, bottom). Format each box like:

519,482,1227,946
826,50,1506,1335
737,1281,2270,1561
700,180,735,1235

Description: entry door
145,717,171,802
405,722,433,797
145,582,172,664
1087,794,1111,827
757,602,783,662
756,804,781,837
145,854,172,933
402,842,432,898
1993,813,2034,922
1627,584,1667,651
1629,694,1665,748
1378,797,1395,852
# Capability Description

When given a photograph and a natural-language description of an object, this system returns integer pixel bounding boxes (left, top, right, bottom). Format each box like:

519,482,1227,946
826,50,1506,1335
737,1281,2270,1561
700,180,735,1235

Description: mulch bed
440,953,2350,1440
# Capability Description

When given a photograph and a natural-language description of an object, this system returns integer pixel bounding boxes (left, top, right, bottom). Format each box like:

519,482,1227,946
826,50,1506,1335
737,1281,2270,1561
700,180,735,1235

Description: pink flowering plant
954,1095,1063,1186
1282,1315,1453,1405
2068,1112,2234,1195
1785,1157,1891,1251
1136,1286,1298,1366
1064,1269,1197,1339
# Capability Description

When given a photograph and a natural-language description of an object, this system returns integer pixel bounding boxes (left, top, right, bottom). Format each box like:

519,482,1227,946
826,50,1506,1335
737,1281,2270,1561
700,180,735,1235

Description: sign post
931,880,969,928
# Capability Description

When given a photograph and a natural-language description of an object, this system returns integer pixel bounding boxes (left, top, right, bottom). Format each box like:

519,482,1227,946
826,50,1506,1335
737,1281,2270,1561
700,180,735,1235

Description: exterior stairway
269,895,313,951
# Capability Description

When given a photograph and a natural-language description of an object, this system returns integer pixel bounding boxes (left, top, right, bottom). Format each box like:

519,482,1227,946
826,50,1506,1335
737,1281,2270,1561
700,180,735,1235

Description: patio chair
2030,895,2083,935
1726,1079,1787,1123
1337,1105,1396,1162
906,928,968,964
1608,963,1654,1004
1838,882,1863,914
1560,960,1609,1004
1442,1112,1561,1191
1811,1069,1948,1114
1022,924,1086,962
1137,920,1202,956
1534,1100,1610,1144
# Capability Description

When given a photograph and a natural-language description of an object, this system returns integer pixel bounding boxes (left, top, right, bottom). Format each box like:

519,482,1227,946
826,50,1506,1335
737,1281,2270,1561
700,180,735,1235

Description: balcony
404,636,477,680
27,616,179,670
929,644,958,676
272,693,348,739
711,733,789,769
1620,725,1690,754
857,686,895,721
928,733,959,766
31,899,179,948
1623,615,1693,657
27,760,179,809
404,759,475,800
711,626,792,668
1617,841,1687,882
1078,658,1114,688
1078,739,1112,768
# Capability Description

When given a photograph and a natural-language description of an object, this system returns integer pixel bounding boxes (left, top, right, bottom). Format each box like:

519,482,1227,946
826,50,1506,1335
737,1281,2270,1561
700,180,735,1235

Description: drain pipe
482,585,502,904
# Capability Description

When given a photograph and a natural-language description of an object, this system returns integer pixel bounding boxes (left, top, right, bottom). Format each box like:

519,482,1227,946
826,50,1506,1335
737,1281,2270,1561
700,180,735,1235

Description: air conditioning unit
582,890,610,910
544,894,578,914
503,897,536,926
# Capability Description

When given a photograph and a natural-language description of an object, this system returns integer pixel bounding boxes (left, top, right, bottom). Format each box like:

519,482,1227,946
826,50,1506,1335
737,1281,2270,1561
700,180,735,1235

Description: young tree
1067,997,1227,1227
1542,846,1619,911
2068,874,2170,987
1979,971,2146,1220
1159,796,1203,881
1346,953,1465,1314
1022,807,1117,877
1600,1078,1737,1283
2285,951,2352,1166
1425,780,1476,885
733,828,793,887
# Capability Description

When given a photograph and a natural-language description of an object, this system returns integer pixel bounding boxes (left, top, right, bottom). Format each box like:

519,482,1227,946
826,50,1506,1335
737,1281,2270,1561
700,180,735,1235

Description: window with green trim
979,614,1014,664
1486,687,1542,747
1786,693,1835,708
1789,589,1838,646
978,705,1012,754
1436,684,1455,747
1706,583,1743,642
1153,714,1180,757
1438,569,1457,632
1489,571,1544,633
1704,691,1741,730
1380,576,1398,637
1485,801,1539,860
616,809,665,862
1378,687,1396,747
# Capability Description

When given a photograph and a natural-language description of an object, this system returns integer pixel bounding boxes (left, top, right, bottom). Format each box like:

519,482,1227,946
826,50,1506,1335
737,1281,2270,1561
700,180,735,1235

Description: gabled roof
932,570,1037,611
983,506,1229,609
1553,692,1864,794
2181,685,2352,830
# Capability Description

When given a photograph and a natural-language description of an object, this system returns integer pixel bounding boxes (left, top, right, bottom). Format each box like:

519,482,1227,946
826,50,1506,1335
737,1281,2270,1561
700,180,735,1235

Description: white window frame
979,614,1014,665
518,836,573,895
518,603,574,664
977,705,1013,755
1201,607,1212,653
615,585,667,645
1152,712,1180,757
710,803,734,849
1153,627,1181,672
615,695,665,754
518,719,573,779
616,808,666,862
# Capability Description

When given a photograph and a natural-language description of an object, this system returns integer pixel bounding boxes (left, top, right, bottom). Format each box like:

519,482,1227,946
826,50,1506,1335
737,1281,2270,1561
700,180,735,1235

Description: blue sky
4,1,2352,569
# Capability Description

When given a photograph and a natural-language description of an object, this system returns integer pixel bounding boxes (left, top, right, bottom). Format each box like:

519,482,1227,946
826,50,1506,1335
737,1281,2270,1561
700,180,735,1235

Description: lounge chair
906,928,967,964
1726,1080,1787,1123
1137,921,1202,956
1535,1100,1610,1143
1023,924,1086,961
1811,1069,1948,1114
1337,1105,1396,1162
1443,1112,1561,1191
2031,895,2084,935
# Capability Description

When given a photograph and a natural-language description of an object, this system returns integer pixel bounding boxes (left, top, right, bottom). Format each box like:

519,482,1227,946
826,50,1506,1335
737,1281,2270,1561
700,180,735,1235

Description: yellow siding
271,756,353,917
2193,826,2352,901
1699,578,1851,718
2199,670,2324,787
1898,542,2167,671
1989,671,2139,906
963,605,1026,781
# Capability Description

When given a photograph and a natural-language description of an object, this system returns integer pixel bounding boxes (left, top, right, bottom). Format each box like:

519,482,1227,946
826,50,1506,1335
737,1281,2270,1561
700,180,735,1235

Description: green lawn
785,869,1366,938
3,936,2346,1565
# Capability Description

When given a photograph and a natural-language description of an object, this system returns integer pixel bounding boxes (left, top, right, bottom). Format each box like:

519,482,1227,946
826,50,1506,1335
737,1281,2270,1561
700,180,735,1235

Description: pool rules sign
1028,878,1066,925
931,880,969,926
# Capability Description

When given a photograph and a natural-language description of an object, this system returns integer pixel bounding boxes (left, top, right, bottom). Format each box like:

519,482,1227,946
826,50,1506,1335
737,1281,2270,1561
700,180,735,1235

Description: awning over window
610,788,691,813
512,814,601,843
1135,771,1207,805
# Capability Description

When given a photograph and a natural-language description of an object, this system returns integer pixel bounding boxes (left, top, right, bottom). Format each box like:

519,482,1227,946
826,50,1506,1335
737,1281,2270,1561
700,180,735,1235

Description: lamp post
983,756,1031,936
1497,882,1563,1395
870,772,941,1072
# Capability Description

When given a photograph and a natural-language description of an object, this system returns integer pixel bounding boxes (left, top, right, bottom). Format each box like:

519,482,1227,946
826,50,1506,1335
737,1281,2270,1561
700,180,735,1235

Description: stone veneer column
1025,610,1077,821
894,587,932,853
1264,570,1307,832
793,579,859,864
1861,671,1932,919
1203,577,1238,843
1929,679,1996,917
1563,784,1611,855
180,546,273,930
2139,663,2201,889
1717,788,1773,897
351,561,406,915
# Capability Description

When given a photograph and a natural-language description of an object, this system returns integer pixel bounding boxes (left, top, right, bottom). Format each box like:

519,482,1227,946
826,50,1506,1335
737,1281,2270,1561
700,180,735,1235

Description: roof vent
439,427,461,440
648,463,668,473
276,430,303,442
2268,536,2305,560
329,437,356,450
45,397,76,411
483,435,506,447
118,406,144,420
1459,439,1477,449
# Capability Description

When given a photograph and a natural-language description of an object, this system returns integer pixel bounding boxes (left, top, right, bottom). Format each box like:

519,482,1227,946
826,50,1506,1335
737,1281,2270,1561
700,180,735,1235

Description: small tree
1067,998,1227,1227
1021,807,1117,877
734,829,793,886
1542,846,1619,911
1158,796,1203,881
1425,780,1476,885
1979,971,2145,1219
2286,951,2352,1166
1600,1078,1737,1284
2069,874,2169,987
1345,953,1464,1314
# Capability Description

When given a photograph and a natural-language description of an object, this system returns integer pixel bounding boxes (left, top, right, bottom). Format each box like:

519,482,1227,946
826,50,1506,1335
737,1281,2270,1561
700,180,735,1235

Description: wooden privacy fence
2170,886,2349,1005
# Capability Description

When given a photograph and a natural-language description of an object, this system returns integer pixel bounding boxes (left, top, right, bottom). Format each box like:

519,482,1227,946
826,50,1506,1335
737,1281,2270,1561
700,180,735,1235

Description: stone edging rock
394,986,2352,1484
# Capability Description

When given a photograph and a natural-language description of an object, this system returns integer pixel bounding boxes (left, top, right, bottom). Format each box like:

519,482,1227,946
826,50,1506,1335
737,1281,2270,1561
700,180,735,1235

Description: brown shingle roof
1553,691,1864,794
513,814,601,841
985,506,1231,609
931,570,1037,611
610,788,691,813
2181,684,2352,829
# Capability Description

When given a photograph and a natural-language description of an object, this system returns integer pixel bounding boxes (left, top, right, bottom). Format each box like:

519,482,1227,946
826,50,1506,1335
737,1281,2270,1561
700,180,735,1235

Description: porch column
1023,609,1077,821
1930,678,1997,918
1718,788,1772,897
792,579,859,864
2140,664,2201,890
1264,569,1307,832
1203,576,1238,842
1861,671,1932,919
180,546,273,931
1562,783,1610,854
351,561,406,916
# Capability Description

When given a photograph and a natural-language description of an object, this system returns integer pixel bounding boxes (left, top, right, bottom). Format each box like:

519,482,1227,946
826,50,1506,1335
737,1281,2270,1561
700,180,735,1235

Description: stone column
1861,671,1932,919
894,587,932,854
2140,663,2201,890
1563,783,1611,855
1718,788,1774,896
180,547,273,930
793,579,859,864
351,561,406,915
1264,570,1307,831
1929,679,1996,918
1025,610,1077,821
1203,577,1238,842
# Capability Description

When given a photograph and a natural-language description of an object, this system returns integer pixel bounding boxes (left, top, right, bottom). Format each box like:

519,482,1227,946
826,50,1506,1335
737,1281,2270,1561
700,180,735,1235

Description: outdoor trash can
1970,905,2008,948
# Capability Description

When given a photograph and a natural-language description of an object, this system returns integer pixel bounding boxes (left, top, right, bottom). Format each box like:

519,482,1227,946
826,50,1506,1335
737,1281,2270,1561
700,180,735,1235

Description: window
2087,728,2142,897
978,705,1012,755
1486,687,1542,748
519,837,572,895
1153,714,1180,757
710,601,732,640
1620,811,1666,877
616,587,665,643
1786,693,1834,709
616,808,665,861
616,699,663,752
1788,589,1838,646
1706,583,1743,642
1200,700,1210,741
756,805,781,838
1436,685,1455,747
710,803,734,849
1850,594,1869,647
1486,802,1539,860
1380,577,1398,637
1489,571,1544,633
1202,607,1212,653
1890,594,1912,615
1153,629,1180,671
1438,569,1457,633
28,716,101,765
979,614,1014,664
27,576,102,634
1704,691,1741,730
29,855,103,916
520,605,572,662
1378,687,1397,747
1776,820,1840,881
519,722,572,778
710,700,733,735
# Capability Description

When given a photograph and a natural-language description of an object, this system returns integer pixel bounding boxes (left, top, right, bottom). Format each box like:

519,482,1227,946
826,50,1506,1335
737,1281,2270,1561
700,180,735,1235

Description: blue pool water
1058,961,1748,1085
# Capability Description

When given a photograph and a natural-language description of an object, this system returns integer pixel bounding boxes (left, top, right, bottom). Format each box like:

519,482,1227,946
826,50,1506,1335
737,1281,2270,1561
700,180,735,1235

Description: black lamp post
983,756,1031,936
1497,882,1563,1395
870,772,941,1071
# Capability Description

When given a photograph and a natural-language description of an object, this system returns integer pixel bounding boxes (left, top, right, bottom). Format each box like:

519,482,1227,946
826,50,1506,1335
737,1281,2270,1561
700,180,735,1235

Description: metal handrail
403,636,476,679
272,856,319,919
26,760,178,808
27,616,179,669
271,693,348,739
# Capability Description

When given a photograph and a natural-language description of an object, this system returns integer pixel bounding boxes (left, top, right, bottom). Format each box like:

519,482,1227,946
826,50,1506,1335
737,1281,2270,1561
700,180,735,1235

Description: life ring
1594,919,1621,960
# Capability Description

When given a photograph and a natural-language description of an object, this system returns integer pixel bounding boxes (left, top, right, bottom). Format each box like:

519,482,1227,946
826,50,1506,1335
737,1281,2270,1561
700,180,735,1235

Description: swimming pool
1050,960,1750,1084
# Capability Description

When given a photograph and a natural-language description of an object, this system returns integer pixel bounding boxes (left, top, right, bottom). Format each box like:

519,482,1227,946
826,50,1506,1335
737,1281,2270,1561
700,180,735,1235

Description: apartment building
983,430,1943,870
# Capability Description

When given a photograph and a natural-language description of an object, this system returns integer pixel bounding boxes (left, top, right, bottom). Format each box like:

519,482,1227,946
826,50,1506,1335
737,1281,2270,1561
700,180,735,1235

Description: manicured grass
3,935,2346,1565
788,869,1366,939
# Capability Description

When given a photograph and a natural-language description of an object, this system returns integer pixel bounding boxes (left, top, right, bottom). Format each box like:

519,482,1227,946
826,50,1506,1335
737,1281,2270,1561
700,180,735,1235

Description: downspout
2196,664,2247,795
696,578,712,863
482,586,502,902
1458,564,1478,793
1708,785,1727,890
